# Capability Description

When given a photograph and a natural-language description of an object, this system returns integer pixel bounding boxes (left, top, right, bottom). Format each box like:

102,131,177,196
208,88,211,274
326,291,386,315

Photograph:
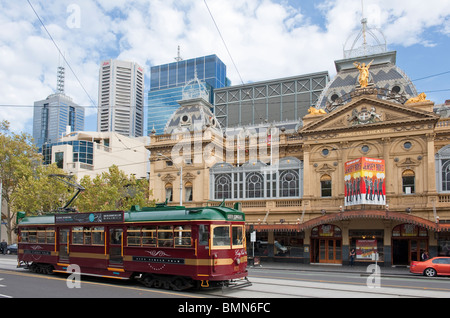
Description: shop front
310,225,342,264
392,224,428,266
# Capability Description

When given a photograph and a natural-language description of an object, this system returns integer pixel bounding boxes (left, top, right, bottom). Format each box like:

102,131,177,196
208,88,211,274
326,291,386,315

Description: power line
26,0,97,108
203,0,244,85
412,71,450,82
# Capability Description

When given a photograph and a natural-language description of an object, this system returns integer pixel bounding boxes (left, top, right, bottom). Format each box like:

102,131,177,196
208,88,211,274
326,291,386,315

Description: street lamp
157,153,183,206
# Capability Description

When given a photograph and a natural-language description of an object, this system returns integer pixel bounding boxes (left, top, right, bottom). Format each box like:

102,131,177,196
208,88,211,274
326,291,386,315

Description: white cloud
0,0,449,133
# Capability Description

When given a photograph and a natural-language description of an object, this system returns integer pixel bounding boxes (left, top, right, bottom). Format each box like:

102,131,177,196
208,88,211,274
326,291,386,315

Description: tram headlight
235,257,241,265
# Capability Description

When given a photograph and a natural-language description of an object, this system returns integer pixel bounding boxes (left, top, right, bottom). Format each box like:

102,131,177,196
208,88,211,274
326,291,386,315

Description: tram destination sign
55,211,124,224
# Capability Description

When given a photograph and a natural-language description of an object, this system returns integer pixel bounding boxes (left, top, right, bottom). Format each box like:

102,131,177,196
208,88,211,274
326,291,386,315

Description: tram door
109,227,123,265
59,228,70,262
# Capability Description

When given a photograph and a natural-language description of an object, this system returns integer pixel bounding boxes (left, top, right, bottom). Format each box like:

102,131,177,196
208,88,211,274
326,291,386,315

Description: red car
410,257,450,277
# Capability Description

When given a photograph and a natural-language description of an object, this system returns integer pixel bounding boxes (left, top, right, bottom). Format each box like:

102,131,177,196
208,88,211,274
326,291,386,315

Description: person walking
1,240,7,255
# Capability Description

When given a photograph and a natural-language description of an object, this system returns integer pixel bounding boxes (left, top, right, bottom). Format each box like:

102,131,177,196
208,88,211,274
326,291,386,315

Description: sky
1,0,449,135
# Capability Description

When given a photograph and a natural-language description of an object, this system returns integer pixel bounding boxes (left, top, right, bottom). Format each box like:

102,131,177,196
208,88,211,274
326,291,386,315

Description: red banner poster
344,157,385,206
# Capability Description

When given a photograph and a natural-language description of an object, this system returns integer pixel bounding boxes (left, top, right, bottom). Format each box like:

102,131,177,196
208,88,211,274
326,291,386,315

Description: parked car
6,244,17,255
410,257,450,277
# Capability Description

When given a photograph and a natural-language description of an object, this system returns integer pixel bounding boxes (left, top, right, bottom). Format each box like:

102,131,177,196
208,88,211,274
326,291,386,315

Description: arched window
165,183,173,202
402,170,415,194
185,182,193,202
442,160,450,191
246,172,263,198
280,170,299,197
321,174,332,197
215,174,231,199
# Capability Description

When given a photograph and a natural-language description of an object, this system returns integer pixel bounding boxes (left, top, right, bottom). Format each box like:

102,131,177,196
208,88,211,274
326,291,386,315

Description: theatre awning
297,210,447,232
245,224,300,232
245,210,450,232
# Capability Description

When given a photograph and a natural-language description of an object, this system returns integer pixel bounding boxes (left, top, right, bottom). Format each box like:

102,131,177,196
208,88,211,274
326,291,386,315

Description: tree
76,165,154,212
12,164,74,215
0,120,41,243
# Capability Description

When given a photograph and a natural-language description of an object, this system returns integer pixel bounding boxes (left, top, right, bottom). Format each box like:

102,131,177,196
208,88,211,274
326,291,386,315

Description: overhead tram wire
203,0,244,86
26,0,97,109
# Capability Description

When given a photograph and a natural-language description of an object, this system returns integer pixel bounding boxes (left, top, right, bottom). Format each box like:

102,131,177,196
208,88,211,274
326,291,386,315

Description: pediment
301,95,439,135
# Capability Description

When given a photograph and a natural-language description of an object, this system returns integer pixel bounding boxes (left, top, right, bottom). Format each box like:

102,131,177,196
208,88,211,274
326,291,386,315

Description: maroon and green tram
17,204,250,290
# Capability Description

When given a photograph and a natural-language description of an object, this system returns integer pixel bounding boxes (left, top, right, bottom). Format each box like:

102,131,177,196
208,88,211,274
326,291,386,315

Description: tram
17,203,250,290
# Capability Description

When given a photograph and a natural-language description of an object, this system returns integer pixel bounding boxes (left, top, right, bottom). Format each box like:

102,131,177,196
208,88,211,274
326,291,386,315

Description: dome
164,98,221,135
316,51,418,113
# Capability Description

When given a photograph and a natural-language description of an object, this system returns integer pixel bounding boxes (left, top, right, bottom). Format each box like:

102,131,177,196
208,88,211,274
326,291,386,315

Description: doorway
311,238,342,264
310,224,342,264
58,228,70,262
109,227,123,265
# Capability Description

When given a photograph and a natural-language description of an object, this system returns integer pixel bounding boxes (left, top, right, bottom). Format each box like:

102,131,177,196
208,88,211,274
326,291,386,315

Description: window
442,160,450,191
185,182,193,202
158,226,173,247
165,183,173,202
232,225,244,248
212,225,230,248
402,170,415,194
127,227,141,246
246,172,263,198
73,227,104,245
21,227,55,243
55,152,64,169
215,174,231,199
142,226,157,246
280,170,299,197
174,225,191,247
210,158,303,200
321,174,332,197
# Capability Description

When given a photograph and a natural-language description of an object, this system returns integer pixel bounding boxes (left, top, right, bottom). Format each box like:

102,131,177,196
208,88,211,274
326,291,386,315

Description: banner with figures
344,157,386,206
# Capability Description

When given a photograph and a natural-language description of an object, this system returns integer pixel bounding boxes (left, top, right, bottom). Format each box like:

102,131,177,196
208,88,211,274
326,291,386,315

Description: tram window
28,228,37,243
212,226,231,248
174,225,192,248
72,227,84,244
46,227,55,244
158,226,174,247
127,227,141,246
92,227,104,245
37,228,46,243
142,226,157,246
21,228,37,243
199,225,209,246
232,226,244,248
83,228,91,245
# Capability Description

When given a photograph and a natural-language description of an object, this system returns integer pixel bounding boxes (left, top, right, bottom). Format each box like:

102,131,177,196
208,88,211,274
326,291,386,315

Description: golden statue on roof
353,60,374,88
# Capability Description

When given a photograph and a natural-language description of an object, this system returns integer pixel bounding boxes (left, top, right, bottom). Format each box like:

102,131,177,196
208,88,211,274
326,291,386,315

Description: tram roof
18,205,245,226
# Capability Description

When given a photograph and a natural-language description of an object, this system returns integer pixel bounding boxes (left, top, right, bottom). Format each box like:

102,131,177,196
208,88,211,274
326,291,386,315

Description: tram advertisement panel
344,157,385,206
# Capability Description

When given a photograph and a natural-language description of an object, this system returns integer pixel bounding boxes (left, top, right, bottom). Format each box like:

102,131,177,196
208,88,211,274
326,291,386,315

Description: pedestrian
349,248,356,266
0,240,7,255
421,251,429,261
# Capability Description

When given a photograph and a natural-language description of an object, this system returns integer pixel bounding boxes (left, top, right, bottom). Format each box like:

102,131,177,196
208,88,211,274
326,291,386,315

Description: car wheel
424,268,437,277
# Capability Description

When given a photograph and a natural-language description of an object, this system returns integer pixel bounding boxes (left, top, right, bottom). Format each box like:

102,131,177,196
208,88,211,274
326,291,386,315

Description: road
1,254,449,299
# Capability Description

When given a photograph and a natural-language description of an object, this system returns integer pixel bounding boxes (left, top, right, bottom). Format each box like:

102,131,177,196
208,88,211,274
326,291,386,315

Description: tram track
199,275,450,298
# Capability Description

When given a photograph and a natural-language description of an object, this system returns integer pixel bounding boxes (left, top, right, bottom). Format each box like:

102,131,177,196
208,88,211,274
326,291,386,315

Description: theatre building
148,47,450,267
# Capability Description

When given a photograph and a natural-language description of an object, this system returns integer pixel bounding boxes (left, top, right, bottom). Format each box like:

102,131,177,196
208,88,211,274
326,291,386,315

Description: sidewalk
249,261,412,277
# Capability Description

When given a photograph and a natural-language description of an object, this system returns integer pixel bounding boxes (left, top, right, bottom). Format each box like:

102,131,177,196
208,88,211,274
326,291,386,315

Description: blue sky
0,0,449,135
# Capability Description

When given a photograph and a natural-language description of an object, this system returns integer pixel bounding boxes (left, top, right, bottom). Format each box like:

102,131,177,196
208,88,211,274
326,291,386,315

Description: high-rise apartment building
148,54,229,135
33,66,84,149
98,59,144,137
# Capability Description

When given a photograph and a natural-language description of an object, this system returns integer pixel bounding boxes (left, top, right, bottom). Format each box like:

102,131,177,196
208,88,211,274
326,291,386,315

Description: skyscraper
148,54,229,135
33,66,84,149
98,59,144,137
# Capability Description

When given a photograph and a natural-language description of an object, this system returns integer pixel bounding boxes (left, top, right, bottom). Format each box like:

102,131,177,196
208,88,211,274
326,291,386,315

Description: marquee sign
344,157,385,206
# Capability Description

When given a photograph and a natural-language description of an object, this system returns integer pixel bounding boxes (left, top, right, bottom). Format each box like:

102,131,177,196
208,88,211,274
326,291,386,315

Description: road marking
0,269,204,298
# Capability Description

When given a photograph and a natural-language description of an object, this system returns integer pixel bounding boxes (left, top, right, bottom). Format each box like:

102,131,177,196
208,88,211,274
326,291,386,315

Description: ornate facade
148,51,450,266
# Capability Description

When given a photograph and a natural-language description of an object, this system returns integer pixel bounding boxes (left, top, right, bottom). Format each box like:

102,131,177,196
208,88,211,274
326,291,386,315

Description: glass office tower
148,54,229,135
